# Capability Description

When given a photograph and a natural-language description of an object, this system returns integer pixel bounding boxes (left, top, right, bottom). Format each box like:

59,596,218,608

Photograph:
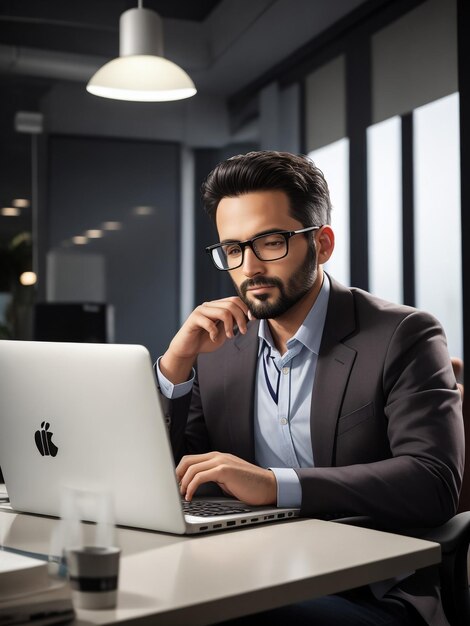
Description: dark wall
46,135,180,359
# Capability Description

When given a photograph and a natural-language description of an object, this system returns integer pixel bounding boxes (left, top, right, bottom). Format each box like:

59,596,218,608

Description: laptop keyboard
182,500,253,517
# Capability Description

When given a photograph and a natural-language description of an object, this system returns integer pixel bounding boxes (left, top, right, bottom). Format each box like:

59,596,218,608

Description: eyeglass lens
214,233,287,269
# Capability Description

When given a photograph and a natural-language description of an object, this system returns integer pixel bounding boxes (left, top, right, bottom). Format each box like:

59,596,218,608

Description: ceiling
0,1,222,58
0,0,366,246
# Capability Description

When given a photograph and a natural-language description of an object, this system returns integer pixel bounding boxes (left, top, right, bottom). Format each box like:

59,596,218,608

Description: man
157,151,464,625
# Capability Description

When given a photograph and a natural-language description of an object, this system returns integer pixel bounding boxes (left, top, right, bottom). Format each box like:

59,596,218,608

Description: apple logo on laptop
34,421,59,457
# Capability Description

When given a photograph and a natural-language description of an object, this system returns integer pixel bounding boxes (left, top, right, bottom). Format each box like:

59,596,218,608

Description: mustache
240,277,282,296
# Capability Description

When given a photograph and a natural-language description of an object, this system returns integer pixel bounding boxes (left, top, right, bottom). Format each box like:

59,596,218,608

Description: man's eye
224,245,242,256
262,238,284,248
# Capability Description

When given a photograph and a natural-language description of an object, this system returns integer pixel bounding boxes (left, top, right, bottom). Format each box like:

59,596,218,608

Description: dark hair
201,151,332,227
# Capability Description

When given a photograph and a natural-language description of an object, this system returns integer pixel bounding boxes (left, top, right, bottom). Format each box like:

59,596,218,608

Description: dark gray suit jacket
162,277,465,625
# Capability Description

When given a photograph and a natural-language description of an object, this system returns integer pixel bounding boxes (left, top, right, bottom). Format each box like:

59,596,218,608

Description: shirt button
280,417,288,425
282,367,289,375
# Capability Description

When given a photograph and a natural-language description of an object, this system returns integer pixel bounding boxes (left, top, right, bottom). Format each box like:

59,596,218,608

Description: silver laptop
0,340,299,534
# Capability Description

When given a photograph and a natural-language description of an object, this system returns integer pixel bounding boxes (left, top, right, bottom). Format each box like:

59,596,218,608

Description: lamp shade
86,6,196,102
86,55,196,102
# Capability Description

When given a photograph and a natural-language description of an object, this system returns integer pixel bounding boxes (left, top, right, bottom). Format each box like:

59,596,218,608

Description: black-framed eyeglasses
205,225,321,271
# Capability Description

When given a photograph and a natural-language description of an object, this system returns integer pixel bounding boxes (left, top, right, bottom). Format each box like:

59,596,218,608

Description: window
308,138,350,285
413,92,462,358
367,116,403,303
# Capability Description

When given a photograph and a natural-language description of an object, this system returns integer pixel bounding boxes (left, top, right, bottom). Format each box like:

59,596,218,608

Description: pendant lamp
86,2,197,102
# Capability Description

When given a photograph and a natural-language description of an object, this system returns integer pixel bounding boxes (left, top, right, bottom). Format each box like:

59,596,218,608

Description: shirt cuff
154,357,195,399
269,467,302,508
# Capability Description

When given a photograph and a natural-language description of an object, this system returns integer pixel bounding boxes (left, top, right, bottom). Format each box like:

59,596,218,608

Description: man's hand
176,452,277,506
160,297,251,384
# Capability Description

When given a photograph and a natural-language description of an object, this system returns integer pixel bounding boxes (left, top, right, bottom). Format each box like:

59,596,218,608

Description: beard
235,246,317,319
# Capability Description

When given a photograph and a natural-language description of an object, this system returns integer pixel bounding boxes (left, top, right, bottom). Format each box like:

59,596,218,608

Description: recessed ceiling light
86,229,104,238
12,198,30,208
1,207,21,216
19,271,37,286
72,236,88,245
133,206,155,216
102,221,123,231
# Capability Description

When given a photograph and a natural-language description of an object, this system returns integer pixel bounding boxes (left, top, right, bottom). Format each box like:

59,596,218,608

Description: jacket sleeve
159,368,212,465
296,310,465,529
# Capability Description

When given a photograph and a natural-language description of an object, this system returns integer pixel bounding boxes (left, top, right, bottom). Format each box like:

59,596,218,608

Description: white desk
0,508,440,626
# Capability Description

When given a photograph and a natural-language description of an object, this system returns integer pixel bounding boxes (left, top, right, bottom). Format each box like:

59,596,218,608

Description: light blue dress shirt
257,275,329,507
155,275,330,509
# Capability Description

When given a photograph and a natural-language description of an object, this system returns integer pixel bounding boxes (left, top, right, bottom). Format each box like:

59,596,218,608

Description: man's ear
316,226,335,265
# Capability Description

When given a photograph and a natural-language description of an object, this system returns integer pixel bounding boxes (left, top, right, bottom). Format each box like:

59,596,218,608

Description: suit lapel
223,321,259,463
311,277,357,467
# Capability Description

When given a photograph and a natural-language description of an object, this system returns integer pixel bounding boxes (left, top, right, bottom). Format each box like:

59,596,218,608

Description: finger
187,312,224,343
191,296,249,340
199,301,249,337
175,452,218,481
184,466,230,502
212,297,251,324
220,296,250,317
178,458,219,495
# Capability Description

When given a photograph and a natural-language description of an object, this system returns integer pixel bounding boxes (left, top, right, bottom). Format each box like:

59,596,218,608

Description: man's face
215,191,319,320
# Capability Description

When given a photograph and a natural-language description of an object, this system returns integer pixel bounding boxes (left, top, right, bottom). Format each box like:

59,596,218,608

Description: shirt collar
257,273,330,356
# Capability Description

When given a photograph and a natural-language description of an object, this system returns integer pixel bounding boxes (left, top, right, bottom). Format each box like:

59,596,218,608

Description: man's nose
242,246,265,276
